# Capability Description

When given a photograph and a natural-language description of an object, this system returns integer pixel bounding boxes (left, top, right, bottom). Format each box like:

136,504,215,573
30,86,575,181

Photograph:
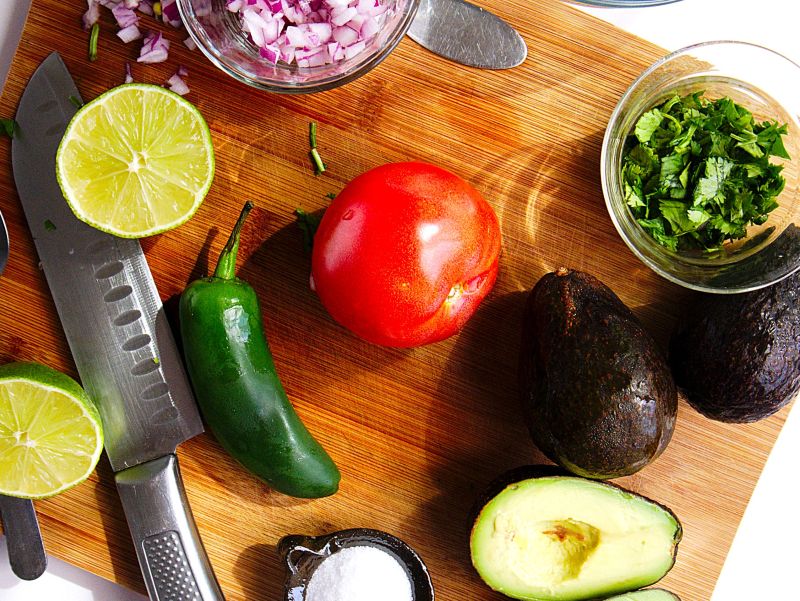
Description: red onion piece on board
138,31,170,63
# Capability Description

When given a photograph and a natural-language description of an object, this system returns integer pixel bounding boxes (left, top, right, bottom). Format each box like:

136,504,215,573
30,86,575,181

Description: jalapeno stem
214,201,254,280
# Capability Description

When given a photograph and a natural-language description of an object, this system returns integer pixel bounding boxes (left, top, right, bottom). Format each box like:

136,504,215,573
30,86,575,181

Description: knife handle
0,495,47,580
115,455,225,601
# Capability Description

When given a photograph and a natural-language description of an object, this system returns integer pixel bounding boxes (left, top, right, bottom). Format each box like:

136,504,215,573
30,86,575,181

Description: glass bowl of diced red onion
177,0,418,93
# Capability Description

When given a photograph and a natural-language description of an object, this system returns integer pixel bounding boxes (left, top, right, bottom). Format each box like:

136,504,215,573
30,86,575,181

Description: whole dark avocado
519,268,677,479
670,270,800,423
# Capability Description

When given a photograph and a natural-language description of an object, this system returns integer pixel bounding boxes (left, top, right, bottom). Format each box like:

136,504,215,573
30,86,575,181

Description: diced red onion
112,4,139,28
343,39,365,59
166,72,190,95
194,0,213,17
117,24,142,42
332,25,357,46
82,0,100,29
160,0,182,27
360,14,379,38
177,64,189,77
259,44,280,64
138,0,154,15
184,36,197,50
124,0,140,8
330,6,356,25
228,0,390,66
138,31,170,63
125,62,134,83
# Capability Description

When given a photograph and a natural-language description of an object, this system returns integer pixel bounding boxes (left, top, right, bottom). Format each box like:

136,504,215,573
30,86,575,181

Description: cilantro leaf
637,217,678,251
659,200,696,233
0,118,19,138
634,109,663,144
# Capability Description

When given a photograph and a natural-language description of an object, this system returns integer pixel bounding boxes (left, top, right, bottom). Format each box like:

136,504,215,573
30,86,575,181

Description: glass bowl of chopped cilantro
602,41,800,293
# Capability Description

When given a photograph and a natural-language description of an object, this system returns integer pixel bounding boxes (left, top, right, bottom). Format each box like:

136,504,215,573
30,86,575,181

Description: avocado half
469,467,682,601
604,590,681,600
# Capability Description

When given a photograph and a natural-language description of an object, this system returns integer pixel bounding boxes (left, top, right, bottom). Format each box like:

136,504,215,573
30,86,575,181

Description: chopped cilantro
0,118,19,138
621,92,790,252
43,219,57,231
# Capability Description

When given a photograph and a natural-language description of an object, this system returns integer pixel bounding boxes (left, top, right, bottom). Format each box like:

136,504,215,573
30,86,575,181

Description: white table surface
1,0,798,598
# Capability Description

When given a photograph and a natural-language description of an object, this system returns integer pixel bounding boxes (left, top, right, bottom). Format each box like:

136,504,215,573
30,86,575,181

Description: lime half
56,83,215,238
0,362,103,499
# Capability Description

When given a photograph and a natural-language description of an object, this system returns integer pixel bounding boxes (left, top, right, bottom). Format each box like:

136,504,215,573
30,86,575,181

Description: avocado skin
670,270,800,423
602,589,681,600
519,269,677,479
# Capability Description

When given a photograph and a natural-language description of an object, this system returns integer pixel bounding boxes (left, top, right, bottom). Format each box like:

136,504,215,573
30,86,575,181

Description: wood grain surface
0,1,793,600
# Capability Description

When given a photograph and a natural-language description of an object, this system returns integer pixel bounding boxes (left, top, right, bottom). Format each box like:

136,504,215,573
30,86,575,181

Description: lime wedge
56,83,215,238
0,362,103,499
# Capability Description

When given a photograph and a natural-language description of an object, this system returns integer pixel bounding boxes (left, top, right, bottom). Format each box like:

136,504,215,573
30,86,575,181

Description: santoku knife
11,52,224,600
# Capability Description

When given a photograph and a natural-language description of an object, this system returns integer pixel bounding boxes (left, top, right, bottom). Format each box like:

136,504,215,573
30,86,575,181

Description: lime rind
55,83,215,239
0,362,104,500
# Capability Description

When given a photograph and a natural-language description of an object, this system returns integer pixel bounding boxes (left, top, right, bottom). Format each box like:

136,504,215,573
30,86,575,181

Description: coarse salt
305,545,413,601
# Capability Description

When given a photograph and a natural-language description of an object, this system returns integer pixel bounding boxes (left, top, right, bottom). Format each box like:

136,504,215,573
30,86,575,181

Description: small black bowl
278,528,434,601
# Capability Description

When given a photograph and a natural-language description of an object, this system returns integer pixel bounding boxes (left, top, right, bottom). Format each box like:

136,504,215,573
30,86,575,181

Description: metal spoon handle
0,494,47,580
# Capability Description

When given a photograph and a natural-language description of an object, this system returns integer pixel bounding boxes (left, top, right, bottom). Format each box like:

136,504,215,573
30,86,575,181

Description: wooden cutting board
0,1,792,599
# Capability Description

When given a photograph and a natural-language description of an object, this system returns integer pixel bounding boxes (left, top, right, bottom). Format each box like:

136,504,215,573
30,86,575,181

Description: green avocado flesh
470,477,681,601
604,590,680,600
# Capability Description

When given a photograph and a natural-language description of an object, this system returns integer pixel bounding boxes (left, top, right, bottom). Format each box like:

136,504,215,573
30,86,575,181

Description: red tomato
310,162,502,347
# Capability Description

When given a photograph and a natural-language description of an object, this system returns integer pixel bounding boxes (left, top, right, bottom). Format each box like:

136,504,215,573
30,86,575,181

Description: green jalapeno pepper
179,202,340,498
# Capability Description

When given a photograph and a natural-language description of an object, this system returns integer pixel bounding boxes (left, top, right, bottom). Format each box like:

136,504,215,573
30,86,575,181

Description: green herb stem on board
308,121,326,175
89,23,100,62
621,92,790,252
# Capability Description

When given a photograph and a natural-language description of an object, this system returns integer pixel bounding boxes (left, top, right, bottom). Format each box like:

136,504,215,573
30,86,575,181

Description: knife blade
407,0,527,69
11,52,224,601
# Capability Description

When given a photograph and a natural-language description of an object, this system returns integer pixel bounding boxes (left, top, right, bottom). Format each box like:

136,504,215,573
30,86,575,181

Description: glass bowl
602,41,800,293
177,0,419,94
571,0,683,6
278,528,434,600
